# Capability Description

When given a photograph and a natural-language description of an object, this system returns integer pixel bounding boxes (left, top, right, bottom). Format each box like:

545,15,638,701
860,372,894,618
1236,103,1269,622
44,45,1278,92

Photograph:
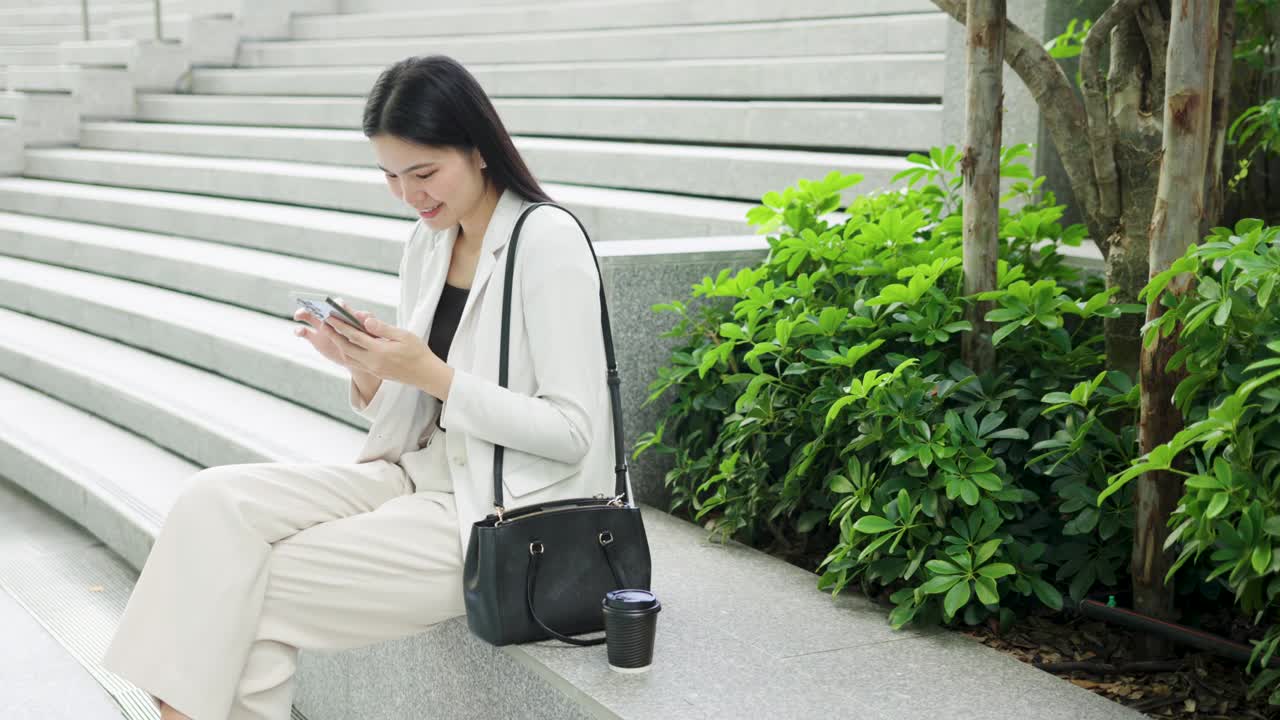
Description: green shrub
1099,219,1280,702
636,145,1145,629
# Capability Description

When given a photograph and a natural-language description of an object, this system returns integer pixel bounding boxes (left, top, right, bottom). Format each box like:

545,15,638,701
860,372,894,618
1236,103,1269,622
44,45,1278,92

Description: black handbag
462,202,652,647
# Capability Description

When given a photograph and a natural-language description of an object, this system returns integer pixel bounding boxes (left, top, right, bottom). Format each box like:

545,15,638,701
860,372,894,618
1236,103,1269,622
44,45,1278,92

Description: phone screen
291,292,365,332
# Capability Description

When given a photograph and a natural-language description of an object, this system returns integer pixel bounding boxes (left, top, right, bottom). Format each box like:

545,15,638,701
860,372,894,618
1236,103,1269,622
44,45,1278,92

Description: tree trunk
1136,0,1221,660
1104,14,1164,379
961,0,1004,375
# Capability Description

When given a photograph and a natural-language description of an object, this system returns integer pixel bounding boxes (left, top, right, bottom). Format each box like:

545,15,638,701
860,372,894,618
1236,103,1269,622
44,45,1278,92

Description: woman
101,54,617,720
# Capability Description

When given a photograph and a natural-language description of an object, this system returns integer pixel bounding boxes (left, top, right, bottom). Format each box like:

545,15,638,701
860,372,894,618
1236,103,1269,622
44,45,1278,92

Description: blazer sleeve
347,219,426,422
349,375,396,421
439,211,604,465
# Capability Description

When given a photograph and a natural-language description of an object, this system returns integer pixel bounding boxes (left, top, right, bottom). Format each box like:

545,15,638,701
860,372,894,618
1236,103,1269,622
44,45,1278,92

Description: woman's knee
171,463,265,516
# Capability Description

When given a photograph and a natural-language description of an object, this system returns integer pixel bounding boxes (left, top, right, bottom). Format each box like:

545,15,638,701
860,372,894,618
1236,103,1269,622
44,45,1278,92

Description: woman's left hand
325,302,449,398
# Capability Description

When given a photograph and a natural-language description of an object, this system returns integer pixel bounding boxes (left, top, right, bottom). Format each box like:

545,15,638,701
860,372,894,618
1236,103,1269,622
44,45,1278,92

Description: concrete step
0,0,89,7
0,1,187,26
238,14,947,67
495,98,938,152
0,471,185,720
338,0,603,11
191,54,944,100
0,4,126,27
0,289,365,467
78,121,914,200
135,93,941,152
0,119,20,174
57,39,136,66
103,12,191,41
0,177,409,274
0,45,61,65
21,147,755,236
0,250,380,430
0,209,397,320
0,376,196,573
293,0,938,39
0,26,104,45
0,222,776,504
4,65,75,93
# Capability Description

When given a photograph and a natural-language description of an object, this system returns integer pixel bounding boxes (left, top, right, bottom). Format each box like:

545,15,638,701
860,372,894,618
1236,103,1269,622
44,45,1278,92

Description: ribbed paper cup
601,589,661,672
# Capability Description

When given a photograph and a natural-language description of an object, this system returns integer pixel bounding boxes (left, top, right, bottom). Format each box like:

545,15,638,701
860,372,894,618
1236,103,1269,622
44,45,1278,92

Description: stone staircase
0,1,1122,719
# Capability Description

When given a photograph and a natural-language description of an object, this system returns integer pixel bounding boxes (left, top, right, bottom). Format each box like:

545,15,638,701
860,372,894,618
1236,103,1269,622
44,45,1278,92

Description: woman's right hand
292,305,375,371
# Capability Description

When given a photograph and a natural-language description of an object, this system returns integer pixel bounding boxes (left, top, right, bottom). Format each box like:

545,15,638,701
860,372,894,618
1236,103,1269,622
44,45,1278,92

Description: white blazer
346,188,626,555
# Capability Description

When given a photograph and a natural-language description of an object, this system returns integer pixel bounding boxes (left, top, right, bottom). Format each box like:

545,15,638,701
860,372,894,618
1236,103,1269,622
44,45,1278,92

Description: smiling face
371,133,490,231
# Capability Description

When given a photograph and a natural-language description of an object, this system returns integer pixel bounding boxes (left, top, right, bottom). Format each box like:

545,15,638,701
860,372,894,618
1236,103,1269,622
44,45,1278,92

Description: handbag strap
526,535,628,646
492,202,629,512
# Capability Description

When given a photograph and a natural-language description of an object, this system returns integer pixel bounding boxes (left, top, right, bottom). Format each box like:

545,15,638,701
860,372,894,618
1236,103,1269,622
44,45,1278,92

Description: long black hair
362,55,552,204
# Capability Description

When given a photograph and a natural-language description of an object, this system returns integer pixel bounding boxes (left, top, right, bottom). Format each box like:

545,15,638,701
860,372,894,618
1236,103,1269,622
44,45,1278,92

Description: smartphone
290,291,366,332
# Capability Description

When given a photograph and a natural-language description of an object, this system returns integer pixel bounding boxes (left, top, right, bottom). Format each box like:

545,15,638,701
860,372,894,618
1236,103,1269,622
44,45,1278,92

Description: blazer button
453,455,466,467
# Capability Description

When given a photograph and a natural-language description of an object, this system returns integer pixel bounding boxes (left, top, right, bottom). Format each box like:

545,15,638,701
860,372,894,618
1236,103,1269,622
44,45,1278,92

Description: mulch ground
959,609,1280,719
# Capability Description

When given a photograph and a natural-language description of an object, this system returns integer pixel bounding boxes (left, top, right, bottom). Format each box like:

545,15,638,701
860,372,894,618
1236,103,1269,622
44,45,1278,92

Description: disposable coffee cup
601,589,661,673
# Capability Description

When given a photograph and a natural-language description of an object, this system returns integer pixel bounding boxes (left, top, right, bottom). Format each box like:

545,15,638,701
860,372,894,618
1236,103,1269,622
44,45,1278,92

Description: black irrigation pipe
1078,598,1280,669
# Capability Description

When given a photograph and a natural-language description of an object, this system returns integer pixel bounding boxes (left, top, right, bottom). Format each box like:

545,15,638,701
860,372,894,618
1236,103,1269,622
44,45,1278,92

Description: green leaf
926,558,962,575
972,472,1004,492
1206,492,1231,519
975,538,1002,565
988,428,1030,441
1253,545,1273,575
718,323,747,341
977,563,1016,579
974,575,1000,605
852,515,895,534
825,395,857,430
1212,297,1232,326
1030,578,1064,610
979,411,1006,437
828,474,855,494
943,580,972,618
992,322,1022,346
918,575,963,596
1263,517,1280,537
796,510,827,534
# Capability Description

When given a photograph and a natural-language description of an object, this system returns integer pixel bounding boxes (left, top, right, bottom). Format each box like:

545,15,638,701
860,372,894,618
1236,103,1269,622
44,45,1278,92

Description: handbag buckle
529,541,544,555
598,530,614,546
596,493,626,508
494,505,506,525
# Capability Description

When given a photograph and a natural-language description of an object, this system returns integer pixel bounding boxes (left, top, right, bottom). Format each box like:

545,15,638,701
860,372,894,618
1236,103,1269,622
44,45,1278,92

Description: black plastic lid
603,589,659,611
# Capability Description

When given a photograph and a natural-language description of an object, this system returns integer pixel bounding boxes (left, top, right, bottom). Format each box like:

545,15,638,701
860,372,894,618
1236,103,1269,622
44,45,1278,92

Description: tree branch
929,0,1104,247
1136,0,1169,107
1203,0,1236,234
1081,0,1148,231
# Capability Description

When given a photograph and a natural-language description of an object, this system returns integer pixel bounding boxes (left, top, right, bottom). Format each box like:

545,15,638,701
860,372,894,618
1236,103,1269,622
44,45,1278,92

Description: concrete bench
0,362,1139,719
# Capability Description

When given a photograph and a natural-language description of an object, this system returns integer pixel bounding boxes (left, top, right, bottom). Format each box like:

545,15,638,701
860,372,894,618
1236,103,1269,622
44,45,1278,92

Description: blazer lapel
362,224,456,427
405,224,457,340
452,188,527,344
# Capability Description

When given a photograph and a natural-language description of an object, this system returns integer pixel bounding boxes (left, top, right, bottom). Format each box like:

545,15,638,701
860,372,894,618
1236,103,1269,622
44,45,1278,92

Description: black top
429,282,470,432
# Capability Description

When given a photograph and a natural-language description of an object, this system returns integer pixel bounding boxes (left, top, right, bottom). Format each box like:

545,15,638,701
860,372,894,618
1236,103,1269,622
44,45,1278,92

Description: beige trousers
100,436,465,720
